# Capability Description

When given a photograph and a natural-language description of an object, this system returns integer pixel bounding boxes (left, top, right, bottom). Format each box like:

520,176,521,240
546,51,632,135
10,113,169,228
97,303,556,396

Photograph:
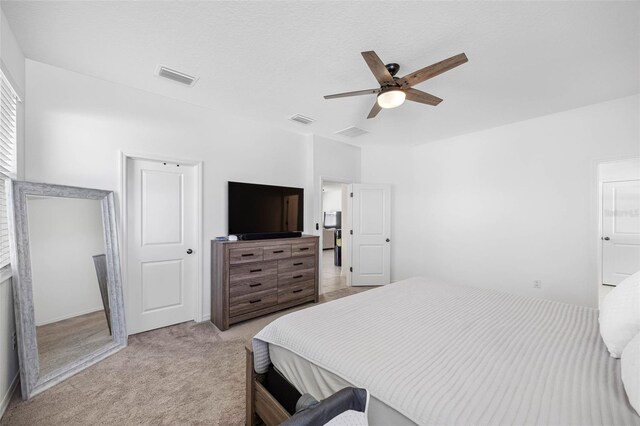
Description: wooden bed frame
246,343,292,426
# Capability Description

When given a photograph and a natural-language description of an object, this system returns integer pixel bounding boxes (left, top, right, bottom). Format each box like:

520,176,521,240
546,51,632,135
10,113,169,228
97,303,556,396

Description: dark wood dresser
211,235,319,330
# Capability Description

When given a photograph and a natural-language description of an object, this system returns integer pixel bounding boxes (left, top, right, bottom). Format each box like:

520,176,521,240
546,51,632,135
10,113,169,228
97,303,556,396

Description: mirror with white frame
7,181,127,399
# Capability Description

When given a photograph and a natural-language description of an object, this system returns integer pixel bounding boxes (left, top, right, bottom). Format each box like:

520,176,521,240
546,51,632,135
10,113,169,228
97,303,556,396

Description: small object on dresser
228,235,238,241
214,236,228,241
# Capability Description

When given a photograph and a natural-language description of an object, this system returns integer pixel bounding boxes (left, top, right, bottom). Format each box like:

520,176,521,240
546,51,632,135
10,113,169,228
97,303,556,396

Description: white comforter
253,277,640,426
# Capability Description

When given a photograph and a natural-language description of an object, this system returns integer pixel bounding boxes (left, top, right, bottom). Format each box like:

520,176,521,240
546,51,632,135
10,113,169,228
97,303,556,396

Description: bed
248,277,640,425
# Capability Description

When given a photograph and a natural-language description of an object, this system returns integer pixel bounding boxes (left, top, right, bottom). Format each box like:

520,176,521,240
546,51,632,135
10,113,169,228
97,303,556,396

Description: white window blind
0,70,19,269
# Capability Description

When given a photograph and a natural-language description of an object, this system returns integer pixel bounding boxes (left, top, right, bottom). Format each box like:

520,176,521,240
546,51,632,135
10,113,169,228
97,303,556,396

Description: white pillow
621,332,640,415
599,271,640,358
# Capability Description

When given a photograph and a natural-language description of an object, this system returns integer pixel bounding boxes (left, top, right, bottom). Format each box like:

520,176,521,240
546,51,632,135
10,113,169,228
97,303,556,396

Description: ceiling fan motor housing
385,63,400,77
323,51,468,119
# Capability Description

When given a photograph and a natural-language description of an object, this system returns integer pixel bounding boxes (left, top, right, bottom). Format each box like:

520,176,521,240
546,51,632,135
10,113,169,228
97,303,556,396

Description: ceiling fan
324,51,468,119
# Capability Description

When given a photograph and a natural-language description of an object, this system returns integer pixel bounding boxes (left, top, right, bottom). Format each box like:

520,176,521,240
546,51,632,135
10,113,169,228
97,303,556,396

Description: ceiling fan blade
361,51,396,87
405,88,443,106
367,101,382,119
398,53,468,88
324,88,381,99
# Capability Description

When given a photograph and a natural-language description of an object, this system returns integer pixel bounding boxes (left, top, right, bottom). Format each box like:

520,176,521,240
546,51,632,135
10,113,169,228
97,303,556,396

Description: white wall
313,135,360,220
1,9,25,179
0,8,23,417
312,135,360,260
25,60,330,323
361,145,419,282
363,95,640,308
28,197,105,326
1,11,23,91
322,189,341,213
0,11,23,95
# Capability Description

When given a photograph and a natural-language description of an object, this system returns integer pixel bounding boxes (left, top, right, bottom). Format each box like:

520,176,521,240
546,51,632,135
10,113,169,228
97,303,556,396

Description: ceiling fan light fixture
377,89,406,109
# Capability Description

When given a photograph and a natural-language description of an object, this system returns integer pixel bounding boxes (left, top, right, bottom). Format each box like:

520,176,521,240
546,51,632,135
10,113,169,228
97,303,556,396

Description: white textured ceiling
1,1,639,146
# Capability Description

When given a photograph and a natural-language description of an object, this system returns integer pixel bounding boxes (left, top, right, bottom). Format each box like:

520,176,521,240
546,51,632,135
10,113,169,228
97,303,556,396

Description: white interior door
126,158,197,334
603,179,640,285
350,184,391,286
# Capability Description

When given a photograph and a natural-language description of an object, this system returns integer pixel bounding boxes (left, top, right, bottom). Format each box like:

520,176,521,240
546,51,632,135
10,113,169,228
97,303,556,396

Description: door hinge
350,192,353,198
349,230,353,235
315,223,319,230
350,267,353,272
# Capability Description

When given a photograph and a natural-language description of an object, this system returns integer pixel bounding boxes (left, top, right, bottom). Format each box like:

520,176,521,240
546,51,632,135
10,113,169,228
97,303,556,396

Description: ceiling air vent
289,114,315,125
336,126,368,138
155,65,199,87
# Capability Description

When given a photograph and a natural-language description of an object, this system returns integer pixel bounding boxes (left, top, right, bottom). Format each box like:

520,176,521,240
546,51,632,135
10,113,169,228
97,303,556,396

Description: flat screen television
228,181,304,238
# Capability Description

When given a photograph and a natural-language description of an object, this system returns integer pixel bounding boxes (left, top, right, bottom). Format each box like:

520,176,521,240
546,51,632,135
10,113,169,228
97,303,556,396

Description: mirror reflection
27,195,112,376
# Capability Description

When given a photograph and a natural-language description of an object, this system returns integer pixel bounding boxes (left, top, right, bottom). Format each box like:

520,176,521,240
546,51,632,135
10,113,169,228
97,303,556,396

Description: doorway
320,180,349,294
597,158,640,306
122,153,203,334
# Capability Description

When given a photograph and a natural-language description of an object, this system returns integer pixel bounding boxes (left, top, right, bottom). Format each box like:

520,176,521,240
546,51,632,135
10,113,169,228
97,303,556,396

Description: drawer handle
249,299,262,304
293,262,303,266
293,274,303,279
250,268,262,273
241,253,255,257
299,247,310,251
249,283,262,288
273,250,284,254
293,289,303,294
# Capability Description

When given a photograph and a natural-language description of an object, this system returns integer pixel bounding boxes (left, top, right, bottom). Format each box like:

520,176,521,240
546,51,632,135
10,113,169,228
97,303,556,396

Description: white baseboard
199,314,211,322
0,372,19,420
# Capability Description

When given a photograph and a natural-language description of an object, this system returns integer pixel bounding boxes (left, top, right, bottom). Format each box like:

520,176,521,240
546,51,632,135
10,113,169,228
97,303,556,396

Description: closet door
602,180,640,285
126,158,198,334
350,184,391,286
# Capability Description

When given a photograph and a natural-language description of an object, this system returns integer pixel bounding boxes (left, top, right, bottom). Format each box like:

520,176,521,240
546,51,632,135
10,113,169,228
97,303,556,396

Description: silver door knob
603,237,610,241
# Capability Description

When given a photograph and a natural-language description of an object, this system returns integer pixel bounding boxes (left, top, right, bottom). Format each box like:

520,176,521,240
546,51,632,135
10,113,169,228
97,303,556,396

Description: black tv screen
228,182,304,235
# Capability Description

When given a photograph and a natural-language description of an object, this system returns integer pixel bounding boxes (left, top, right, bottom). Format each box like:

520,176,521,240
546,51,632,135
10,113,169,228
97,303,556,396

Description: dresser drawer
278,268,315,288
278,257,315,274
278,280,315,304
230,261,277,282
229,247,263,264
263,244,292,261
229,289,277,317
230,276,277,299
291,242,315,257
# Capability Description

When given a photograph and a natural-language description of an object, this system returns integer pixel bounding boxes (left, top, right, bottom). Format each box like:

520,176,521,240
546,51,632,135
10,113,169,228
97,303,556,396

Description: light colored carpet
36,310,111,377
1,287,371,426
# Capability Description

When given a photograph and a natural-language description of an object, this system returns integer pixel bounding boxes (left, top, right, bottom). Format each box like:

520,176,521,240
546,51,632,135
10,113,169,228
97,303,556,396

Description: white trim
318,176,353,288
118,153,128,322
119,151,204,330
0,372,19,419
346,184,353,287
